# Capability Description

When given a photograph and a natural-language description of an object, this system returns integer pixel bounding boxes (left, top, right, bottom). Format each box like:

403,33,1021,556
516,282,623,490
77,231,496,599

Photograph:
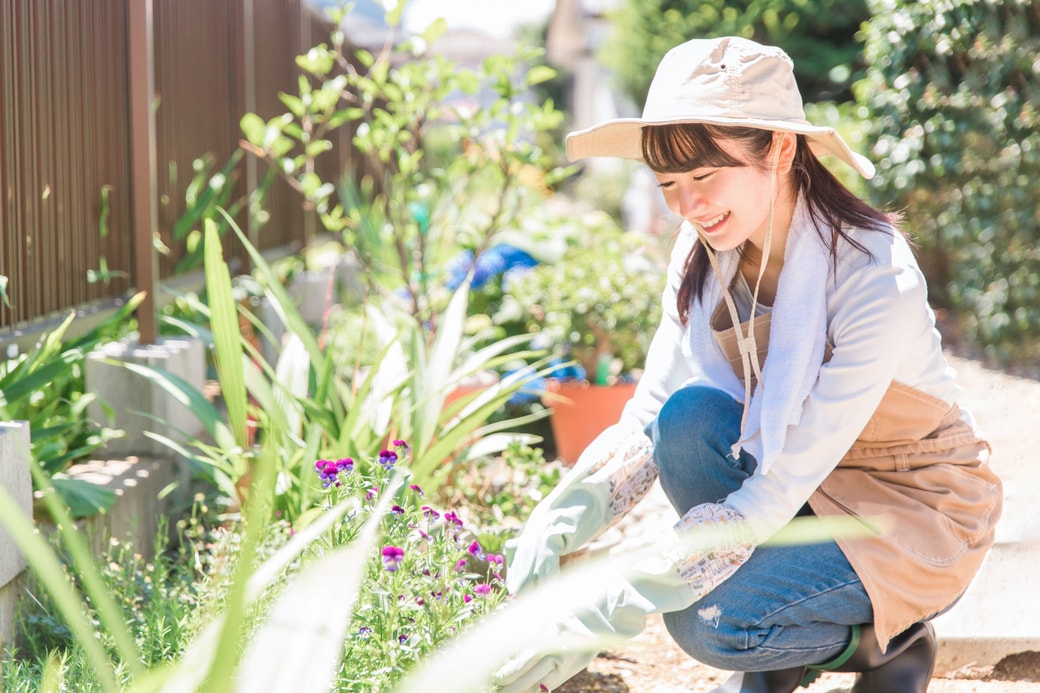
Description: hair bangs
641,123,749,173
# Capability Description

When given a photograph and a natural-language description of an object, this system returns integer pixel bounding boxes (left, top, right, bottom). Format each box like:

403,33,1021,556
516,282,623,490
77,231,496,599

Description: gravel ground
554,349,1040,693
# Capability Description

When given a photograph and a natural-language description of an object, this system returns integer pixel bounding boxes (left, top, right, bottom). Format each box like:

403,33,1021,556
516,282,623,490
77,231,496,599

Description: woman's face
653,137,781,252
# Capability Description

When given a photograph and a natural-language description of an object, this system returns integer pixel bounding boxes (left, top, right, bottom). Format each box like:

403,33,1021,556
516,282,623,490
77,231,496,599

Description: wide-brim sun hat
565,36,875,179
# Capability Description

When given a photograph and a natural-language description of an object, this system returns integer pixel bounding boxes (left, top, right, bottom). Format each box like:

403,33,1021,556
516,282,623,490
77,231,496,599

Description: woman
494,37,1002,693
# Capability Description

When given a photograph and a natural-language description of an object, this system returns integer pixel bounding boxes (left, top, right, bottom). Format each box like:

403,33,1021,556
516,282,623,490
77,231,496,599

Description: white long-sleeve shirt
618,216,966,542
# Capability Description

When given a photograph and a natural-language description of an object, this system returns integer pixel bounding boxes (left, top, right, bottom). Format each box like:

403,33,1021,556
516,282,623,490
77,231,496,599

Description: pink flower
381,545,404,572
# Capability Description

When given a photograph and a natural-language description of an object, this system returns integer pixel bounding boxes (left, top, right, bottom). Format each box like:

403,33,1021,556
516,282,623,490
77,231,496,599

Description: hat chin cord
693,139,784,460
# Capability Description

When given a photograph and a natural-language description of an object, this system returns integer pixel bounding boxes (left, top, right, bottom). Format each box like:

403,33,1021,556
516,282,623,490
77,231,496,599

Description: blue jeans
647,386,874,672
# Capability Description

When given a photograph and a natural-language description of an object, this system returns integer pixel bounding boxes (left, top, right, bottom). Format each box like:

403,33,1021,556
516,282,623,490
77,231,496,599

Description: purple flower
467,540,484,560
314,457,353,488
366,486,379,501
474,583,492,597
398,633,409,643
409,484,425,498
487,553,504,566
381,545,404,572
444,510,463,528
358,626,372,638
463,593,472,604
393,439,411,455
454,558,467,572
391,504,405,515
421,505,440,520
379,449,398,469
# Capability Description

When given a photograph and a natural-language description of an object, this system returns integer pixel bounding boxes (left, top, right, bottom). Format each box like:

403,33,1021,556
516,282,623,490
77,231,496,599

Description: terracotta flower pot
545,379,638,465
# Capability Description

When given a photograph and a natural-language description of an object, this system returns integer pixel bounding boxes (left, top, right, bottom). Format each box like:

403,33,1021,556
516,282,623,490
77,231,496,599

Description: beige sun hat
565,36,875,178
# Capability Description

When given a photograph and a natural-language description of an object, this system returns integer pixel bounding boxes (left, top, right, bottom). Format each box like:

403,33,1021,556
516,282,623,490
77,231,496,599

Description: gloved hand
505,424,656,596
493,502,755,692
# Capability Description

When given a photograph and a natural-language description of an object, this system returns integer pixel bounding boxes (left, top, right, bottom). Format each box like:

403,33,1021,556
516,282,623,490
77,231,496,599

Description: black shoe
832,622,937,693
711,667,811,692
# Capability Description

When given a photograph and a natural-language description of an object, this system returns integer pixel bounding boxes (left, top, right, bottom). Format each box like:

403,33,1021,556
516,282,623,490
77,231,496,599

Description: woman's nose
676,183,705,220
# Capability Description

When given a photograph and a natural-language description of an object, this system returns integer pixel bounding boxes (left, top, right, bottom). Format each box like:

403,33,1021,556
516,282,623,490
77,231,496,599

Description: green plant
0,294,143,516
240,8,570,330
856,0,1040,366
303,442,510,691
6,526,209,688
231,5,574,490
2,398,880,693
600,0,870,109
506,211,666,383
438,440,562,539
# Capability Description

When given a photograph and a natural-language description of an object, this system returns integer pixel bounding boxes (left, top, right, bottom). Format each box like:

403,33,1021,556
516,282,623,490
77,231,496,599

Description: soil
552,342,1040,693
555,614,1040,692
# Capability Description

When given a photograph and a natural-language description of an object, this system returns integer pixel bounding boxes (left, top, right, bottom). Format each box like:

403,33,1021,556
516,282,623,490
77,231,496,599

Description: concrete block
85,336,206,461
252,295,288,369
0,422,31,586
51,456,176,562
0,421,32,649
289,269,335,327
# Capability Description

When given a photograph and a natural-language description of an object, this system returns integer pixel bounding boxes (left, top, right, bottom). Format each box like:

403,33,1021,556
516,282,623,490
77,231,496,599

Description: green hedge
857,0,1040,365
601,0,870,108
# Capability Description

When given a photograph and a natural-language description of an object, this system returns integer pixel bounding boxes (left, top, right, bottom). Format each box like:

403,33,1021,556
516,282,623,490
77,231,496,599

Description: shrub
856,0,1040,365
601,0,870,109
505,212,666,382
313,443,510,691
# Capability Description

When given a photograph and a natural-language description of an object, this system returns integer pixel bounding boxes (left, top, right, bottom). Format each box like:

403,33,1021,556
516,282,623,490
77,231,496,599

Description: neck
747,183,797,269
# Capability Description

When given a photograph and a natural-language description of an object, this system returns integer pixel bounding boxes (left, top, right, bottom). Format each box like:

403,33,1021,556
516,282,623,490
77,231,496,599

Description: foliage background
600,0,870,109
857,0,1040,366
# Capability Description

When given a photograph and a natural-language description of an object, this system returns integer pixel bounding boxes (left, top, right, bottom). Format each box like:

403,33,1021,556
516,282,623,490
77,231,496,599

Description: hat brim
565,116,875,179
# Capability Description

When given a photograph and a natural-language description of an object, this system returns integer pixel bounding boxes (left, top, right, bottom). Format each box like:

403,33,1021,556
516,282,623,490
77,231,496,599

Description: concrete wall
86,336,207,460
0,421,32,648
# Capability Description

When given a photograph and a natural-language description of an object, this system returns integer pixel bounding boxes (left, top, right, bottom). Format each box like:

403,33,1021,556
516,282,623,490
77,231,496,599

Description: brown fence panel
152,0,240,279
0,0,134,331
1,0,349,339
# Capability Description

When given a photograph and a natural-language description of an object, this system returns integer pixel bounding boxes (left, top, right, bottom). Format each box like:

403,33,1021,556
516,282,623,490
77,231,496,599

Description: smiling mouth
699,212,729,232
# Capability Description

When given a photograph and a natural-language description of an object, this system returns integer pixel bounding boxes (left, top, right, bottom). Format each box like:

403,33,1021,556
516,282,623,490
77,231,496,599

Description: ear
771,132,798,174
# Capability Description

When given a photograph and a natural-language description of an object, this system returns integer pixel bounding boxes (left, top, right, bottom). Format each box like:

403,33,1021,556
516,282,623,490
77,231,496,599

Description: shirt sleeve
725,236,933,541
620,226,696,429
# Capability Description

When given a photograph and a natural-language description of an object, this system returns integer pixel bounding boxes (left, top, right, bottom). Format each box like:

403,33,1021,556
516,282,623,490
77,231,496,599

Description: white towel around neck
684,197,830,474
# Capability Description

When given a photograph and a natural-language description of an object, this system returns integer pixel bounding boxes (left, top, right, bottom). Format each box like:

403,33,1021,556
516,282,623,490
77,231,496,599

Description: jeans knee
653,386,733,471
651,387,751,511
663,605,754,670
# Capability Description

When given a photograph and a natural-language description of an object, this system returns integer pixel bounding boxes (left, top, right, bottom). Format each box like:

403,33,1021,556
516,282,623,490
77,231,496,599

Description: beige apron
712,308,1003,651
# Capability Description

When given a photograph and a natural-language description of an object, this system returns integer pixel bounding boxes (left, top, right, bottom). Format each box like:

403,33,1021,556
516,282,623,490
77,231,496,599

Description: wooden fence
0,0,350,349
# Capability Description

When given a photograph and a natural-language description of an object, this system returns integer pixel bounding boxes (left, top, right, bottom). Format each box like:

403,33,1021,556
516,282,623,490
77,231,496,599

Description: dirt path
557,352,1040,692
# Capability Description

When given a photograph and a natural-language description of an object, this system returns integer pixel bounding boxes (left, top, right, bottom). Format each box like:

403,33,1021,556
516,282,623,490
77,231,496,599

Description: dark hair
641,123,894,324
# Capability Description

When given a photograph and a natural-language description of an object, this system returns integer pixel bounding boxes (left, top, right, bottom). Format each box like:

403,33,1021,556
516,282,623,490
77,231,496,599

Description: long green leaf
0,425,134,687
235,477,399,691
0,350,81,406
244,356,300,445
0,480,122,690
48,475,118,517
157,478,398,693
111,359,236,451
221,208,326,374
204,219,249,449
415,281,470,451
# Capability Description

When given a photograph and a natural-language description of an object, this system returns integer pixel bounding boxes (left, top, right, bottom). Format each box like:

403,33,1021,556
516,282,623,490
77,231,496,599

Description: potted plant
504,210,666,463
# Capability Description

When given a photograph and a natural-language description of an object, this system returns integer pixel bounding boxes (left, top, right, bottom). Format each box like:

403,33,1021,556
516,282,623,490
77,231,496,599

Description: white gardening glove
505,424,656,596
494,503,755,692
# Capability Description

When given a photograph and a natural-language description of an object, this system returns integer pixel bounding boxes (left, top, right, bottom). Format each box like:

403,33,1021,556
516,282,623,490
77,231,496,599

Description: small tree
240,8,568,330
856,0,1040,365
